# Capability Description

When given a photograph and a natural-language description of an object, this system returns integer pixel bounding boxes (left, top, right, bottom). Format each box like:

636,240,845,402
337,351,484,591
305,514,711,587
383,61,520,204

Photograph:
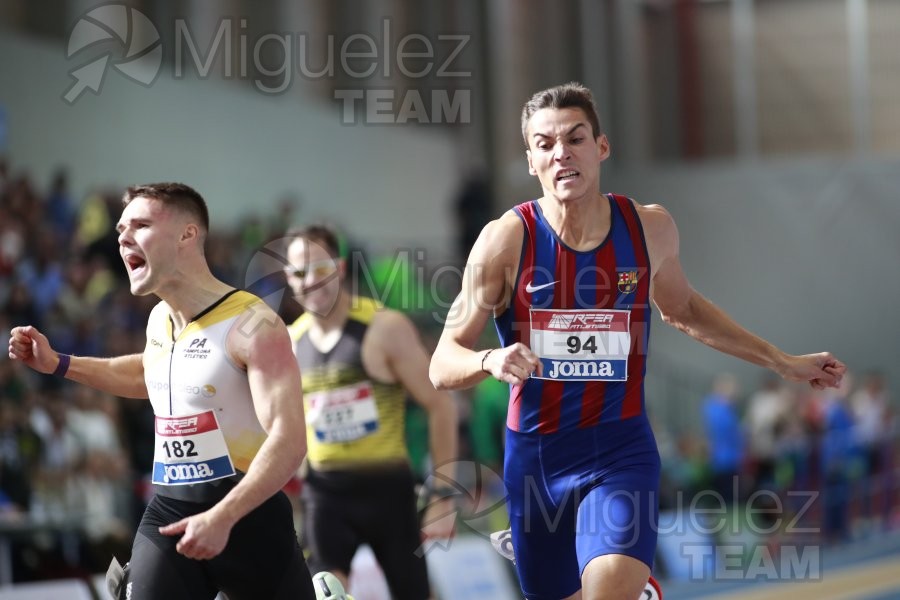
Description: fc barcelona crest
617,270,639,294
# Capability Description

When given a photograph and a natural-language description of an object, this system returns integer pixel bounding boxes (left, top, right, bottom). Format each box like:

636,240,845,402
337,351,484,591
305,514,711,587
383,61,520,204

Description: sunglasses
283,259,338,280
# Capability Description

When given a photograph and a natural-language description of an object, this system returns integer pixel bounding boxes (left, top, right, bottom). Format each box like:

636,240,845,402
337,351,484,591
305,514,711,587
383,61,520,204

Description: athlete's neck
159,268,234,334
310,290,351,334
538,193,610,251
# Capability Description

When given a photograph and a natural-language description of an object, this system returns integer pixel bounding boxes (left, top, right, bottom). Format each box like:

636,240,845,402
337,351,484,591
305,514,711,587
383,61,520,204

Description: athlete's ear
597,134,610,162
337,257,347,279
526,149,537,176
180,223,200,245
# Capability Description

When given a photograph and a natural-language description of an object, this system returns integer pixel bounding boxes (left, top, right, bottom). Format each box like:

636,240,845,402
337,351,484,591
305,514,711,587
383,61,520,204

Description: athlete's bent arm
160,306,307,560
639,203,845,389
378,310,458,470
430,214,541,390
8,325,148,398
376,310,459,537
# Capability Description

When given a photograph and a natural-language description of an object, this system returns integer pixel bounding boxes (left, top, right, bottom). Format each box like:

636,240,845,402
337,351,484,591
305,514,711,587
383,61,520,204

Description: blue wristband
53,353,70,377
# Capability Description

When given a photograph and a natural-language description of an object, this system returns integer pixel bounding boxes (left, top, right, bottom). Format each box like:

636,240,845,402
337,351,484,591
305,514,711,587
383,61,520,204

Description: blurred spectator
15,232,64,320
0,355,27,406
851,370,893,524
820,374,858,542
3,281,42,329
67,388,131,570
702,374,744,504
745,375,789,489
28,391,85,525
0,398,42,516
0,206,25,279
76,192,124,276
851,370,891,477
44,169,75,241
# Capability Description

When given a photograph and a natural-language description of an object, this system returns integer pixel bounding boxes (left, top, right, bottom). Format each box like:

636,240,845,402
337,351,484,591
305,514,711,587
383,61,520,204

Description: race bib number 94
152,410,236,486
530,308,631,381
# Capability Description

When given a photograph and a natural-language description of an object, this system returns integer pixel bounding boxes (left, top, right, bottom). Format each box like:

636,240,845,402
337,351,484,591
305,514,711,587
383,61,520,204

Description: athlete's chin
128,278,155,297
552,189,587,203
301,303,338,318
298,297,338,318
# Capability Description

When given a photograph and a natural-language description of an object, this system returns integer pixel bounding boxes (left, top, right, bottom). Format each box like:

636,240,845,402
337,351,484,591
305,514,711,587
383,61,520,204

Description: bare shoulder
227,299,291,362
469,210,524,268
631,200,676,238
368,307,419,353
630,199,679,269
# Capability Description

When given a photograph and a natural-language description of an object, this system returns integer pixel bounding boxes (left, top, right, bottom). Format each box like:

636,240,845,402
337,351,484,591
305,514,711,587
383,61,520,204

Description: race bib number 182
151,410,236,486
529,308,631,381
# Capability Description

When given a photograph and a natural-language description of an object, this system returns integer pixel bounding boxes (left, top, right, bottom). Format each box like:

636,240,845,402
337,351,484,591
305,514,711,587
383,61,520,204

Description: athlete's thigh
505,429,582,600
213,491,316,600
574,455,660,574
124,498,217,600
301,485,362,574
365,483,430,600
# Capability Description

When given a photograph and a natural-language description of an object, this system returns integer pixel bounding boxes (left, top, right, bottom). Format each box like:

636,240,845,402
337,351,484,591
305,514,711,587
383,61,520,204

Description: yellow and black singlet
289,297,408,470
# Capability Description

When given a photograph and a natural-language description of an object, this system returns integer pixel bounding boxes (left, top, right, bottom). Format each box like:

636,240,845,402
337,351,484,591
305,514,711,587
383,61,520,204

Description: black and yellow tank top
288,297,408,469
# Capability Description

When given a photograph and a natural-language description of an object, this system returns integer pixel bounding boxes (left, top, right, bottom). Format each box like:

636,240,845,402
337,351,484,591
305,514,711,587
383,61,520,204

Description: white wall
0,29,458,250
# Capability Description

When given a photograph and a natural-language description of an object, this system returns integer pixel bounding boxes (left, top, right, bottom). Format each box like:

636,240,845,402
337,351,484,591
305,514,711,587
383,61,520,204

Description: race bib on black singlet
529,308,631,381
151,410,236,485
306,381,379,443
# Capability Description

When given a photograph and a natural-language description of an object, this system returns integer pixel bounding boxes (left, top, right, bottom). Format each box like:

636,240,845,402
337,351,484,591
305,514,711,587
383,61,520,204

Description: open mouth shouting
124,253,147,277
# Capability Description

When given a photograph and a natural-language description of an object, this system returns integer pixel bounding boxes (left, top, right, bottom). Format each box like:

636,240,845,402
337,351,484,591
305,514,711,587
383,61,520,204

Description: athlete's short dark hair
285,224,341,259
521,82,602,148
122,182,210,233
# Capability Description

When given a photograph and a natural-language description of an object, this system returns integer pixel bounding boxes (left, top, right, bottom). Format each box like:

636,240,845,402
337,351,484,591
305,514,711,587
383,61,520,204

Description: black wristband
481,349,494,374
53,353,71,377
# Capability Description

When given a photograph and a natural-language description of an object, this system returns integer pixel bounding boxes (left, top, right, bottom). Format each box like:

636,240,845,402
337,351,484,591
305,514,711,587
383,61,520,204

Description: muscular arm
639,202,844,388
212,307,307,526
8,326,148,398
430,213,541,389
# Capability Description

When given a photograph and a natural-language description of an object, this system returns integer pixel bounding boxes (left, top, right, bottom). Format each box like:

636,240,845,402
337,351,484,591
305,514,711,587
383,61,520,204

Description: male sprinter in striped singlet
9,183,315,600
429,83,846,600
284,226,458,600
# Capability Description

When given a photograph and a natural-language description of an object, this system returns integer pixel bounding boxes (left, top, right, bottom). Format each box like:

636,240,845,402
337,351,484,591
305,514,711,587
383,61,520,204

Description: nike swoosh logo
525,280,558,293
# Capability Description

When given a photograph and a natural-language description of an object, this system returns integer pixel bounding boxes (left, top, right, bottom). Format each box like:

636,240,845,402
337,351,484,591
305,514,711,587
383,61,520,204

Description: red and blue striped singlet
494,194,652,434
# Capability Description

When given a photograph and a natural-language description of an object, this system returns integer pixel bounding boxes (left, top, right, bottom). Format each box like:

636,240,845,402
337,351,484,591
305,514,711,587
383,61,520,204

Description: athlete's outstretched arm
430,213,541,390
8,325,148,398
159,304,307,559
640,202,845,389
